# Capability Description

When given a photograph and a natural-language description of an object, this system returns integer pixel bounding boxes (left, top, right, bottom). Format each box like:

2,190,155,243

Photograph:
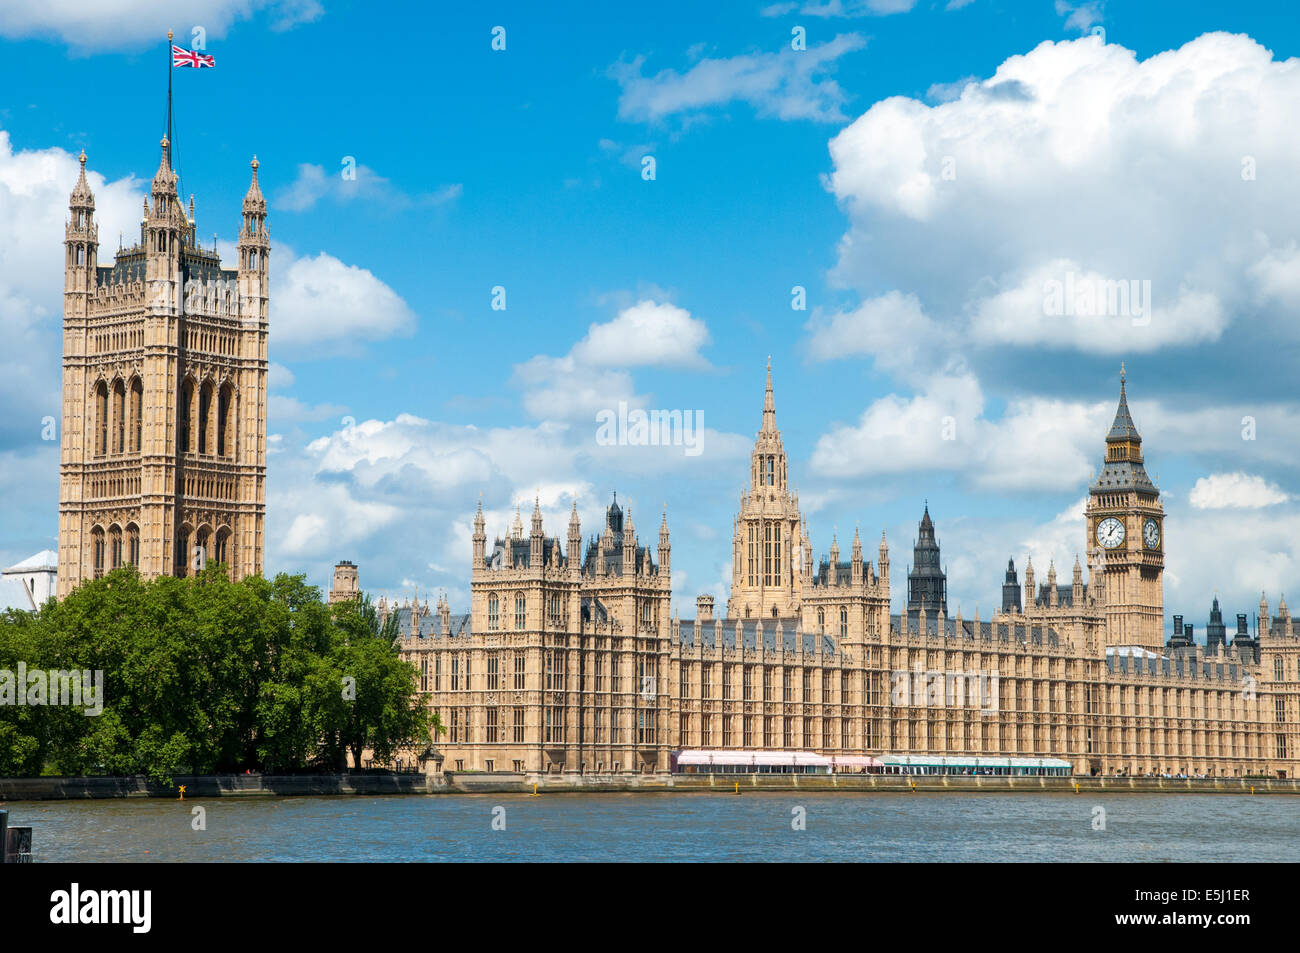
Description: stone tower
727,361,809,620
329,560,360,603
1084,365,1164,650
57,141,268,596
906,503,947,616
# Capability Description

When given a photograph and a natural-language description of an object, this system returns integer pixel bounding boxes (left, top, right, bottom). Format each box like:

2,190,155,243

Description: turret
146,137,183,306
658,508,671,574
1072,556,1084,607
1002,558,1021,614
1024,557,1035,610
472,499,486,565
530,496,544,566
65,150,98,301
567,501,581,574
237,155,269,325
622,510,636,575
878,531,889,588
851,526,863,586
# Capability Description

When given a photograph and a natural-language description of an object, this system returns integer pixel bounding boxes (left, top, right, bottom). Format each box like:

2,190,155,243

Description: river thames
12,792,1299,862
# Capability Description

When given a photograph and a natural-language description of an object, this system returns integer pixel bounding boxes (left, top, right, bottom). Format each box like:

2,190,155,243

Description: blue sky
3,0,1300,635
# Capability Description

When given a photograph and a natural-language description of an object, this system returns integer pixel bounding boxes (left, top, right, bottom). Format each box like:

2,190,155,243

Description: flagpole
166,29,173,164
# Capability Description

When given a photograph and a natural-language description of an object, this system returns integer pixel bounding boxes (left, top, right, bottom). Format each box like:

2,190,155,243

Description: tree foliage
0,566,434,784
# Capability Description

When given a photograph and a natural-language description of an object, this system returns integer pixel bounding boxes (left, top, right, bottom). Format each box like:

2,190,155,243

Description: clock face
1143,518,1160,549
1096,517,1126,549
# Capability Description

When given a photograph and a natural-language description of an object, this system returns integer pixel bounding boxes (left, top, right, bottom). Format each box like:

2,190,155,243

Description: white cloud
611,34,867,124
275,162,461,213
1055,1,1104,34
1188,473,1290,509
0,0,322,51
804,291,952,379
968,260,1227,353
809,373,1104,491
760,0,916,15
572,299,711,369
271,251,417,357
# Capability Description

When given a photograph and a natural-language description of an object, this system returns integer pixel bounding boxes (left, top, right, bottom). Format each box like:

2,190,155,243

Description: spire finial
78,149,86,168
168,28,174,41
1120,361,1126,387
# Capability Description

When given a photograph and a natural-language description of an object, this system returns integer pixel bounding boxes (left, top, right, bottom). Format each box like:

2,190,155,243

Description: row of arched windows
93,377,143,456
174,523,232,577
817,607,850,638
487,592,530,631
178,377,236,457
90,523,140,579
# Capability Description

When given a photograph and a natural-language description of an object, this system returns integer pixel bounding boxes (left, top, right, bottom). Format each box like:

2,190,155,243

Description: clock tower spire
1085,365,1164,650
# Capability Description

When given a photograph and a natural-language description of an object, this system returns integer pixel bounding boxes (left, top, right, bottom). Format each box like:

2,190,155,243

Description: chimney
696,594,714,623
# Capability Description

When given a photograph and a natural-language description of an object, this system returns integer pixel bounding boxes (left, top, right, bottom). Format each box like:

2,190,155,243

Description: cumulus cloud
823,32,1300,372
271,250,418,357
1188,473,1290,509
611,34,867,124
571,299,711,369
0,0,322,51
808,373,1106,491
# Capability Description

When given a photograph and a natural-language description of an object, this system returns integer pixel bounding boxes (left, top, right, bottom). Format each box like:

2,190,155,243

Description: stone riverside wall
3,772,1300,800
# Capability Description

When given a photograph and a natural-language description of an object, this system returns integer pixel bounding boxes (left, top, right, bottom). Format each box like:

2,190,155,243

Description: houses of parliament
51,135,1300,780
368,365,1300,780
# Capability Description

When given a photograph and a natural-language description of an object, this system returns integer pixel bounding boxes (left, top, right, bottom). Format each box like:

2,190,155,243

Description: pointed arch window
108,526,122,570
198,380,213,454
217,382,234,457
488,594,500,631
112,379,126,453
839,607,848,638
91,527,105,579
94,381,108,457
126,524,140,567
129,378,143,453
817,608,825,634
179,379,194,453
514,592,526,629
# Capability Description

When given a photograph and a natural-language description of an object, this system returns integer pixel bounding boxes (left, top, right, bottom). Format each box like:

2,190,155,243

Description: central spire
762,356,777,433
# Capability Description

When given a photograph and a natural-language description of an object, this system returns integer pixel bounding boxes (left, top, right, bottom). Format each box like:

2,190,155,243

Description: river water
11,792,1298,862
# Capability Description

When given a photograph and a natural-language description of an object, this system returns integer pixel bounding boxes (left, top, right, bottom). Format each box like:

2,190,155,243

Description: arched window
108,525,122,570
179,379,194,452
198,380,213,454
488,594,499,631
1276,657,1284,681
126,524,140,566
175,524,193,577
214,528,230,568
194,526,211,573
839,607,848,638
817,608,825,634
217,382,234,457
94,381,108,456
129,377,143,453
91,527,105,579
514,592,526,629
112,379,126,453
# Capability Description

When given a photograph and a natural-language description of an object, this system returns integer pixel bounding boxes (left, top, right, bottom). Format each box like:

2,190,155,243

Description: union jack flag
172,46,215,68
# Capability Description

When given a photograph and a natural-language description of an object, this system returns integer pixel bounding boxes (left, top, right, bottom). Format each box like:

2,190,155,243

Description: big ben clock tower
1085,365,1164,651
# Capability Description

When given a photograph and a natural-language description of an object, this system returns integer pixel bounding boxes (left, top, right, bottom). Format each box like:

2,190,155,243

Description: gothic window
175,524,193,577
126,524,139,566
108,526,122,570
129,377,143,453
179,379,194,452
514,653,526,690
747,525,756,588
514,592,525,629
488,594,499,630
818,608,825,634
112,379,126,453
214,528,229,568
839,607,848,638
1275,657,1284,681
217,382,234,457
198,380,213,454
91,527,105,579
487,653,500,691
94,381,108,457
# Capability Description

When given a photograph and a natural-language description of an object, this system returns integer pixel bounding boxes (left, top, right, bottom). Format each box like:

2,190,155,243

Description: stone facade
377,366,1299,779
57,141,268,595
